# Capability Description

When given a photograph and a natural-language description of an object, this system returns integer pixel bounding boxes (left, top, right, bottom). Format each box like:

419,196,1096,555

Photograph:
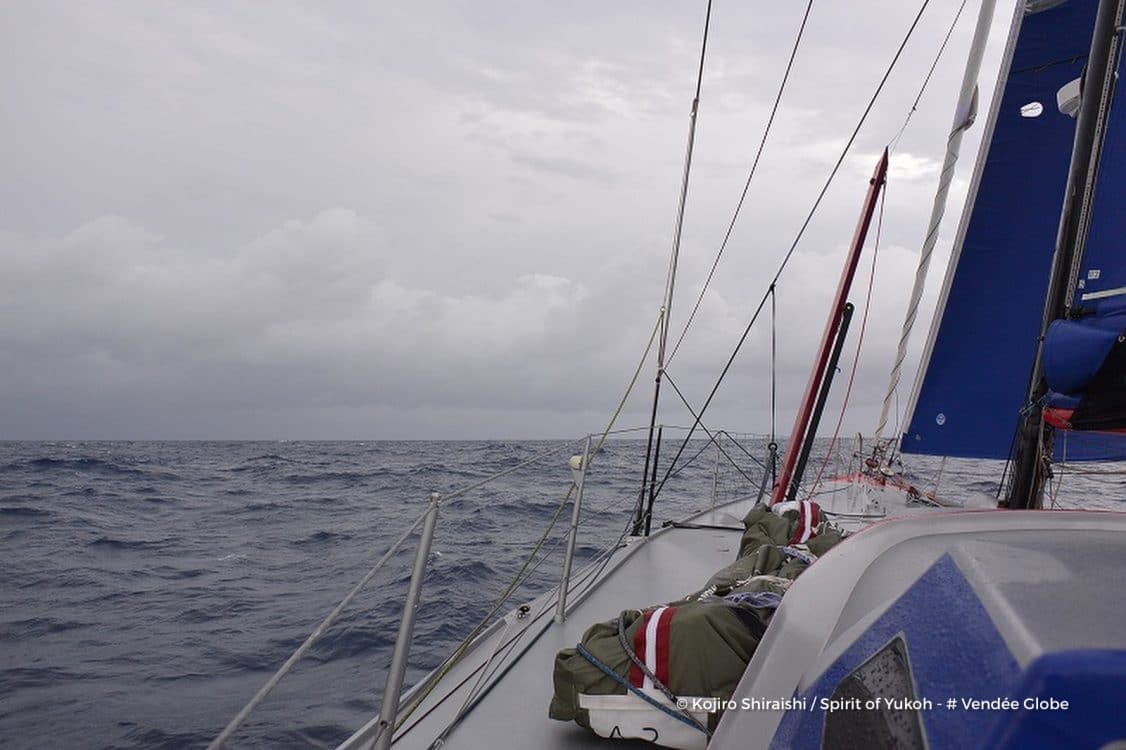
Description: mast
771,150,889,505
1005,0,1126,509
787,303,854,502
874,0,998,444
634,1,713,536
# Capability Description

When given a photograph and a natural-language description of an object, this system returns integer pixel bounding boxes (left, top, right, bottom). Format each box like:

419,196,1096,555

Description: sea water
0,439,1119,748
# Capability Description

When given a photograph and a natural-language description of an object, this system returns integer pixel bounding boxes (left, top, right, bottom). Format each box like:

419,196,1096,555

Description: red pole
771,148,889,505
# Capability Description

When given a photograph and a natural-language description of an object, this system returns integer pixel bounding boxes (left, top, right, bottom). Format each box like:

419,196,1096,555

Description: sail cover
902,0,1118,460
1043,23,1126,435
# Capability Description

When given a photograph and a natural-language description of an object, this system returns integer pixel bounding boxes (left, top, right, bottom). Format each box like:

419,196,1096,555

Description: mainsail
900,0,1126,460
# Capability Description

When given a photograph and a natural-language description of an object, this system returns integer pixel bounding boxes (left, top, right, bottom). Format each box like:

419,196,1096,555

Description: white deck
337,499,757,750
338,482,1000,750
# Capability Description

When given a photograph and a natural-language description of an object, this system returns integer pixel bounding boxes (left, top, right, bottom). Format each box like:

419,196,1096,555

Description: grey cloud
1,0,1016,438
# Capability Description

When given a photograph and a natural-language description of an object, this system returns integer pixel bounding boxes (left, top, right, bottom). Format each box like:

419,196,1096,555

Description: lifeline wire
393,311,664,729
208,508,431,749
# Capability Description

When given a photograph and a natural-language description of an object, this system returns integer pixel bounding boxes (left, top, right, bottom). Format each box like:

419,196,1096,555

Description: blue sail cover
901,0,1126,460
1038,43,1126,440
1042,34,1126,397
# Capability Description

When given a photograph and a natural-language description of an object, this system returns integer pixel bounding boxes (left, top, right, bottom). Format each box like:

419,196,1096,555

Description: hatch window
821,636,925,750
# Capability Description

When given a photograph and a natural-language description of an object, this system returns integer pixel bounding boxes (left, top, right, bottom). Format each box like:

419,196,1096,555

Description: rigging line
396,308,663,728
614,612,712,736
804,186,886,501
400,523,627,744
999,396,1035,500
397,511,632,742
771,285,777,445
443,438,582,504
659,0,713,355
1012,54,1086,75
595,308,664,458
878,0,995,446
208,508,430,750
660,371,760,486
767,0,932,293
890,0,969,151
714,429,769,469
640,0,714,534
667,0,817,364
1055,461,1126,476
892,387,902,454
661,424,758,488
663,432,720,481
394,481,574,729
451,519,575,718
1049,431,1067,509
650,0,936,503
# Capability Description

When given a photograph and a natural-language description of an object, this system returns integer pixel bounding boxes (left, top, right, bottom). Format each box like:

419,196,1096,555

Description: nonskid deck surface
338,499,757,750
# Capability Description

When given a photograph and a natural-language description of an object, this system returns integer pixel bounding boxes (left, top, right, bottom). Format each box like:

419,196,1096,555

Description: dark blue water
0,439,729,749
1,439,1118,749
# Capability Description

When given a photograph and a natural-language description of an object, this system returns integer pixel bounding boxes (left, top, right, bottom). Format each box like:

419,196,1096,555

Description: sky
1,0,1023,440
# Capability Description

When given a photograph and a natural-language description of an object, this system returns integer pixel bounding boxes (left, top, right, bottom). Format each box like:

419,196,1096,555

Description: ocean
0,438,1119,749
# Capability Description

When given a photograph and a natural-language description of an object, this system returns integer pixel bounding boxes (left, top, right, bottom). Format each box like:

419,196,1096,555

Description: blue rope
574,644,710,736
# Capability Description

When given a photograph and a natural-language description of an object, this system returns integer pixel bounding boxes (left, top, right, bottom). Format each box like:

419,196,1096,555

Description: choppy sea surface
1,438,1121,749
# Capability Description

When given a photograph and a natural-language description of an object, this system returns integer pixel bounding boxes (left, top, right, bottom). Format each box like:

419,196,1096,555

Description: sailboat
208,1,1126,748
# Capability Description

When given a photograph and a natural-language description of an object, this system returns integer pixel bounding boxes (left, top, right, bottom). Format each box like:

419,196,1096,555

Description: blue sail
901,0,1123,460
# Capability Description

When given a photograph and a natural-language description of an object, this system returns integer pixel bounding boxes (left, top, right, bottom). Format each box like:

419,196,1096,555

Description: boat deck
338,499,757,749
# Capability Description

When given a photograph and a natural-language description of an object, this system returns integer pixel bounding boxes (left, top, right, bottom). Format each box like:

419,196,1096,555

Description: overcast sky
2,0,1021,440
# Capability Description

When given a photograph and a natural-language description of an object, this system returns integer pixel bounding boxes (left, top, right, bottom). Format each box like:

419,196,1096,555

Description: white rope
875,0,998,440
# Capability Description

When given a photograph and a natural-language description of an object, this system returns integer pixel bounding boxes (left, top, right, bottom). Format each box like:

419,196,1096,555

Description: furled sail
901,0,1121,459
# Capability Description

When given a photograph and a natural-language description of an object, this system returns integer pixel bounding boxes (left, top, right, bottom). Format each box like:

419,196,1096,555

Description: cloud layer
1,1,1016,438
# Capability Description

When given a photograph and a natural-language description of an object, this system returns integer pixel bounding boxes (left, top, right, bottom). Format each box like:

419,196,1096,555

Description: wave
205,643,278,674
88,536,174,551
121,727,215,750
309,623,394,662
1,438,935,750
283,470,375,485
22,456,148,477
409,464,488,481
427,558,496,584
223,453,301,473
1,616,90,638
967,480,1003,494
178,600,258,623
151,565,208,580
292,530,352,546
0,665,92,690
0,505,52,518
262,725,352,750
